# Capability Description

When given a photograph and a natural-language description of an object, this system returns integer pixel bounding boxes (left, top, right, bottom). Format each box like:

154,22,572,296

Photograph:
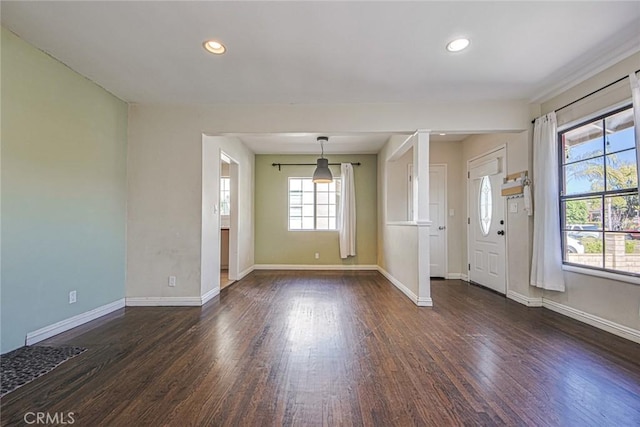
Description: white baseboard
542,299,640,344
507,290,543,307
446,273,470,280
201,288,219,305
237,265,254,280
377,267,419,305
125,297,204,307
254,264,378,271
26,298,125,346
417,297,433,307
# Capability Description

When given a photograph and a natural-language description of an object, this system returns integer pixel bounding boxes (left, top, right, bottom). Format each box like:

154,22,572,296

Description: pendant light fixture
313,136,333,183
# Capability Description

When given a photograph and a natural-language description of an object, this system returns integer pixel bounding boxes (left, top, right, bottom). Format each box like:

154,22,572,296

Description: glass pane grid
288,177,341,231
560,106,639,277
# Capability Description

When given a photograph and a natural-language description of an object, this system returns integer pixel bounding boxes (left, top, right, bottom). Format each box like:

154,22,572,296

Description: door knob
497,230,505,235
438,226,446,230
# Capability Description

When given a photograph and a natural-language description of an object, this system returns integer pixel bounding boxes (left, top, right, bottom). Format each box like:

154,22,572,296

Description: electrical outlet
315,253,320,259
69,290,77,304
169,276,176,287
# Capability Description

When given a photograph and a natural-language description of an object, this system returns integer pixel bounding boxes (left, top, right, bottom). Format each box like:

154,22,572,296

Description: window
559,105,639,276
220,177,230,216
479,175,492,236
288,178,341,230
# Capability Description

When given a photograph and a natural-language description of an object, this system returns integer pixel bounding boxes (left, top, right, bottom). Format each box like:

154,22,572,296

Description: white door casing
429,165,447,278
467,148,506,294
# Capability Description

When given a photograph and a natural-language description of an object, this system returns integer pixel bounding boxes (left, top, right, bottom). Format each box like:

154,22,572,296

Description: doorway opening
220,151,239,289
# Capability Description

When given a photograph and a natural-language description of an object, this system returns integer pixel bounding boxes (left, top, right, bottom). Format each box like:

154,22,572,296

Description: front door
468,148,506,294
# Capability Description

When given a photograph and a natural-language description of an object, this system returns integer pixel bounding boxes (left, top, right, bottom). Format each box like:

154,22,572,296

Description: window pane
479,176,492,236
317,217,329,229
563,158,604,195
302,217,314,229
603,193,640,231
563,198,602,231
606,150,637,191
302,179,314,191
562,121,603,164
289,218,302,230
564,231,603,269
329,218,336,230
290,179,302,191
317,192,329,204
329,205,336,217
302,191,314,204
317,183,329,192
604,233,640,274
302,205,314,216
289,207,302,217
605,108,635,154
317,205,329,217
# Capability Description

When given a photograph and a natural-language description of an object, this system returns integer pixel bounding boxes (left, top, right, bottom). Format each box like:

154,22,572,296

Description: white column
413,130,432,306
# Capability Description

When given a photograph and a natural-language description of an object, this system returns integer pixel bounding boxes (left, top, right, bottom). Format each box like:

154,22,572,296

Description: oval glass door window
479,175,492,236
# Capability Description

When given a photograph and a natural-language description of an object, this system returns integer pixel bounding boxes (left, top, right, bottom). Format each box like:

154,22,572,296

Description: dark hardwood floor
2,271,640,426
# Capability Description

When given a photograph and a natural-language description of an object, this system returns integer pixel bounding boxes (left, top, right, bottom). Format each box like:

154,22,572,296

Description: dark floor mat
1,345,86,397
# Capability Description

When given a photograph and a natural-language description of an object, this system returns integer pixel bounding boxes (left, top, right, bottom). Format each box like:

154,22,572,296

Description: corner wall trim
125,297,204,307
201,288,220,305
237,265,255,280
26,298,125,346
377,267,419,305
417,297,433,307
507,290,543,307
542,299,640,344
253,264,378,271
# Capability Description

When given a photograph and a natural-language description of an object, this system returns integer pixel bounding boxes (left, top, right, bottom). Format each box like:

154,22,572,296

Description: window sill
562,264,640,286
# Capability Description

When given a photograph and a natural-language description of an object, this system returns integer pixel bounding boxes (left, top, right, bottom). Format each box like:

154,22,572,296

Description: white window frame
558,103,639,280
288,177,341,231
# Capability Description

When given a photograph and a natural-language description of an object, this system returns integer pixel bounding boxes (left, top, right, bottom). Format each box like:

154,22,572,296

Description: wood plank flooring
2,271,640,426
220,269,234,290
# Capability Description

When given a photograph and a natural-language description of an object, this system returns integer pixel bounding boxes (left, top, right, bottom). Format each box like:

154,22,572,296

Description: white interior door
429,165,447,278
468,149,506,294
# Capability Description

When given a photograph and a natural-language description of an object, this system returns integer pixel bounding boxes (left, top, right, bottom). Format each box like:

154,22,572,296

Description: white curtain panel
339,163,356,259
630,72,640,198
531,112,566,291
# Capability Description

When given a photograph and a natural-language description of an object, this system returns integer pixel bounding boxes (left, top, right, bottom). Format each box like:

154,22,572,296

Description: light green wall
1,28,128,353
255,154,377,265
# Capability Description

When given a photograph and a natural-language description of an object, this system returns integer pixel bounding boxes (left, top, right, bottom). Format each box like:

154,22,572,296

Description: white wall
386,147,413,222
127,100,530,301
460,132,535,298
378,136,420,296
127,107,256,300
201,136,254,298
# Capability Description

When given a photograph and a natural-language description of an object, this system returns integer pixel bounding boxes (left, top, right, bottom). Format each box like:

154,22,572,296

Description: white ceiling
1,1,638,154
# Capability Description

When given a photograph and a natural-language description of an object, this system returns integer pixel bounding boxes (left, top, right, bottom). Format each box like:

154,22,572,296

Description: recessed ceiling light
446,38,470,52
439,133,446,136
203,39,226,55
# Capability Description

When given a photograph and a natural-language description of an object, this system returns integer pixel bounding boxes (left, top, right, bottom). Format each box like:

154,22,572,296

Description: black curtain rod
531,68,640,124
272,162,361,171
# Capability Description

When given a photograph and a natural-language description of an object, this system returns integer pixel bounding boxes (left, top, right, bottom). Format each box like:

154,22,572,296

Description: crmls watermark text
23,412,75,425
